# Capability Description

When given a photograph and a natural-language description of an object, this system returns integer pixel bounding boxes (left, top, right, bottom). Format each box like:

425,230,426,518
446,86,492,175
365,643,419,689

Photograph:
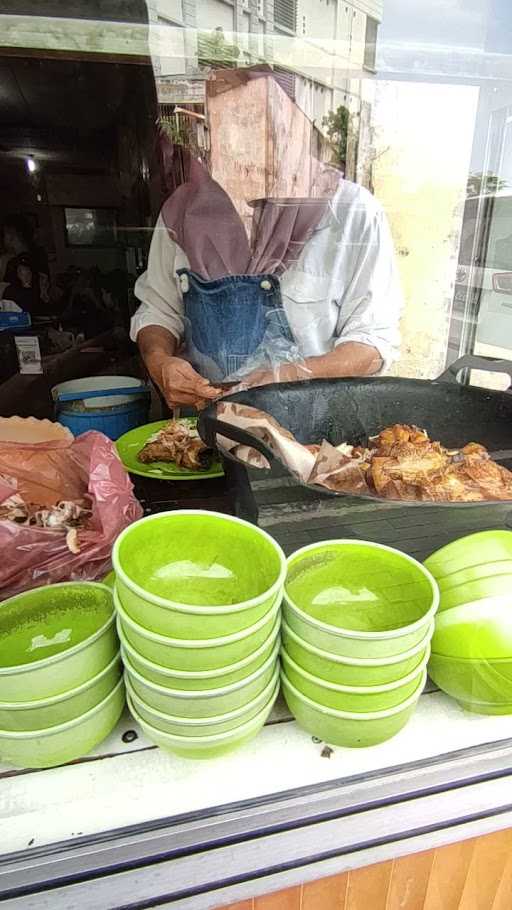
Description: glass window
6,3,512,885
364,16,379,72
274,0,297,32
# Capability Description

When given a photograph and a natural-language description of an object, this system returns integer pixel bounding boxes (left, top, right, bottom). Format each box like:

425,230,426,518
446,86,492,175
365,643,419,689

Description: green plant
159,118,186,146
322,105,350,167
467,172,508,197
197,29,240,67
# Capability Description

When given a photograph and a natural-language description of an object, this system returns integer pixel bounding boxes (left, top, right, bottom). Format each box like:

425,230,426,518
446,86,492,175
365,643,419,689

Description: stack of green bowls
425,530,512,714
112,510,286,759
281,541,438,747
0,582,124,768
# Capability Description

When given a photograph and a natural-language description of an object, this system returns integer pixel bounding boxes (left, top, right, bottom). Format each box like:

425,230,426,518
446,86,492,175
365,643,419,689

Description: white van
454,192,512,351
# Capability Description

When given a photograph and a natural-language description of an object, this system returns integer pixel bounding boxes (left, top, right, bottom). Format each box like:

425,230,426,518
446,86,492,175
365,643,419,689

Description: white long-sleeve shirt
131,180,403,372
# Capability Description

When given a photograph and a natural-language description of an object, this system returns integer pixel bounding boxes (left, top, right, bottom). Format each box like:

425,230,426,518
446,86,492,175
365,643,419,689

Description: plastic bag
0,429,143,598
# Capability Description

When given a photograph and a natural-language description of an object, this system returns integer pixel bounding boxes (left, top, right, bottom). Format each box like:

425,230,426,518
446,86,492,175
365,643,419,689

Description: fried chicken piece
415,445,512,502
137,441,174,464
173,437,214,470
138,420,213,470
373,424,429,451
419,467,485,502
463,458,512,500
370,441,448,495
461,442,490,459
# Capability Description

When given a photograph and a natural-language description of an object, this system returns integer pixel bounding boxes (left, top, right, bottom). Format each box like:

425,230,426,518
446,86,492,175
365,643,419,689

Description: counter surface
2,472,512,910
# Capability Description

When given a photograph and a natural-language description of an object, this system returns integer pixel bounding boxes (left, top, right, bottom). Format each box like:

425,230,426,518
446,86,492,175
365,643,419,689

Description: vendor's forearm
137,325,178,389
294,342,382,381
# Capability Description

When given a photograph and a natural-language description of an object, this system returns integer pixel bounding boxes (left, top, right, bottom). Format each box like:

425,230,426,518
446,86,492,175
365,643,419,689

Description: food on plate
212,401,512,503
314,423,512,502
137,420,213,471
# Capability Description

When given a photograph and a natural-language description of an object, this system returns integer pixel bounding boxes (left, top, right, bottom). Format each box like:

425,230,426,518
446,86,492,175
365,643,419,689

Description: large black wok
199,355,512,508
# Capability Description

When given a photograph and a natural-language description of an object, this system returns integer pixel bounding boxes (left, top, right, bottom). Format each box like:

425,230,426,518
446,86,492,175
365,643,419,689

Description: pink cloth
160,69,341,279
161,159,332,279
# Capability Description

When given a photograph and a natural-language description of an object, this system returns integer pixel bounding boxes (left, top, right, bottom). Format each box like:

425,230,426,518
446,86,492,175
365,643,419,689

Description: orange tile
216,901,253,910
345,860,393,910
254,885,302,910
302,872,348,910
491,844,512,910
458,829,512,910
423,839,476,910
386,850,435,910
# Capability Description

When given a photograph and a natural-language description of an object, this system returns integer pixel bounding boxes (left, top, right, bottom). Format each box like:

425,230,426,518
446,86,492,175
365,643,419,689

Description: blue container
0,312,31,331
52,377,151,441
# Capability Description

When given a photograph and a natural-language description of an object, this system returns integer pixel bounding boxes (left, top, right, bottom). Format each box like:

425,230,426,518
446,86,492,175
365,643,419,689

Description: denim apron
177,269,295,383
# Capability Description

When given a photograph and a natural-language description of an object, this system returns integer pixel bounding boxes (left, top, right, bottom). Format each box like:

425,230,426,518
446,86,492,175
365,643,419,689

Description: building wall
297,0,337,52
199,0,236,30
157,0,184,22
207,75,333,231
371,80,479,378
153,0,379,142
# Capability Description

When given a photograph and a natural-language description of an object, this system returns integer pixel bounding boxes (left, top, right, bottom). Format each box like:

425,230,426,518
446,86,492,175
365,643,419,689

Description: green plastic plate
116,419,224,481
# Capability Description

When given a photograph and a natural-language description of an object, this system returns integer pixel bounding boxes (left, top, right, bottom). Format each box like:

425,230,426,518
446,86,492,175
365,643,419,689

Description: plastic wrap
181,308,313,386
0,430,142,598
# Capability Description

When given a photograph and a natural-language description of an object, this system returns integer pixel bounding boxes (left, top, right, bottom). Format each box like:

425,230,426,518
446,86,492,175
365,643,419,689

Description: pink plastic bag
0,430,143,598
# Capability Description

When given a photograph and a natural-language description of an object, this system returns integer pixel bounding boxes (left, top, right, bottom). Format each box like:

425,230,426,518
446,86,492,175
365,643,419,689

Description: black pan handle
436,354,512,385
199,412,278,466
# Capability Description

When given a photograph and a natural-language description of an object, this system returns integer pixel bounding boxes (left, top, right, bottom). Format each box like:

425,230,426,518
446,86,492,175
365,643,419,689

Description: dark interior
0,53,159,417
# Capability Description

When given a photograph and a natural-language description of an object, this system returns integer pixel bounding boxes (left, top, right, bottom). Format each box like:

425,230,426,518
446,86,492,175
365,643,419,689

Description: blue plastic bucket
52,376,150,440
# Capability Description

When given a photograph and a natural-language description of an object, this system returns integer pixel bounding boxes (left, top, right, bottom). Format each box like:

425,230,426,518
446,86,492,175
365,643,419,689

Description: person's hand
239,362,311,389
159,357,221,410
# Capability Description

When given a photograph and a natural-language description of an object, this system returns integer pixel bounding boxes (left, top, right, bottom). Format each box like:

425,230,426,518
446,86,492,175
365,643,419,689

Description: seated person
0,214,50,318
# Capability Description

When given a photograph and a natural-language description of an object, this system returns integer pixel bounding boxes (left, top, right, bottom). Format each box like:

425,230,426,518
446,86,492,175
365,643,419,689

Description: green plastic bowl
115,591,280,672
281,619,432,687
113,510,286,639
0,583,118,702
425,531,512,612
282,670,426,748
429,575,512,613
281,648,429,713
123,638,279,718
126,667,279,737
284,541,438,659
455,697,512,716
102,571,116,590
435,563,512,606
0,652,122,732
127,681,278,759
428,651,512,706
118,616,280,691
431,597,512,659
0,677,125,769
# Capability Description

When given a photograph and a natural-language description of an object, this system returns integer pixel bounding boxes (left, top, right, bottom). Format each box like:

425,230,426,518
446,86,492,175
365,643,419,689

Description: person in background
131,70,403,411
61,269,122,340
0,214,50,317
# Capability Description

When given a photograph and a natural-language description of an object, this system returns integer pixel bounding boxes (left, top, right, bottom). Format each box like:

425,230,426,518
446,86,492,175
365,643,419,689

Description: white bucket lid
52,376,146,409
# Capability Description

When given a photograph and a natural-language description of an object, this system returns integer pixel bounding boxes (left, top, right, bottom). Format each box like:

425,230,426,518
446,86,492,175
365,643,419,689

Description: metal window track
2,736,512,909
